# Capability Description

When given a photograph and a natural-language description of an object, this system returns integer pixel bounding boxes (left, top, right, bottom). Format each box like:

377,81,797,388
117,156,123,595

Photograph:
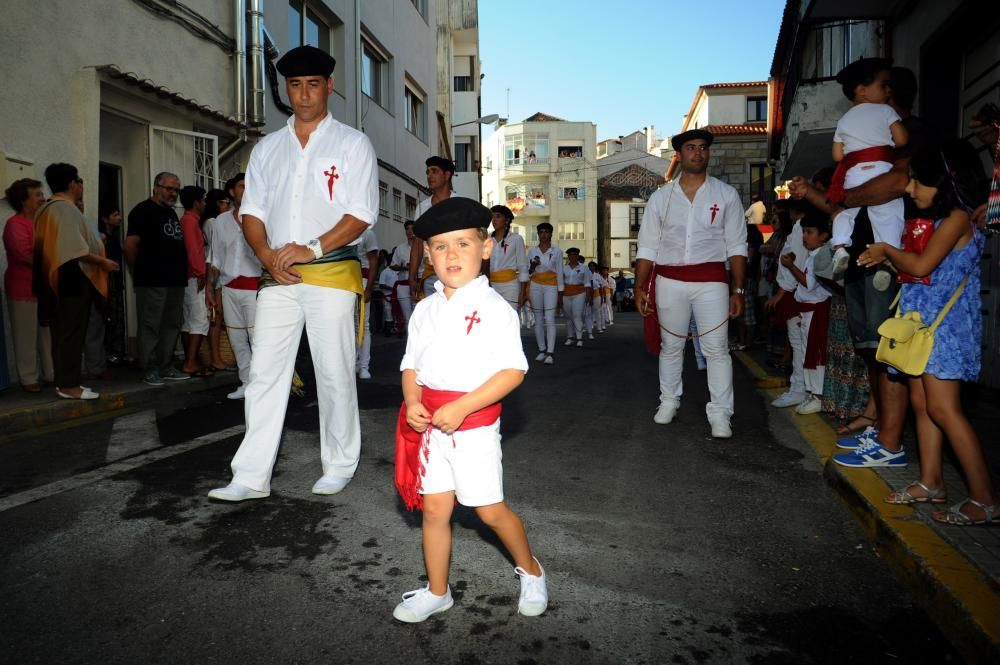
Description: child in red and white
828,58,908,274
393,197,547,623
778,213,834,415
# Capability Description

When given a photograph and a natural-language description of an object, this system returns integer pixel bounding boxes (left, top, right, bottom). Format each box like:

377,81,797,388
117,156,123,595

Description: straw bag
876,275,968,375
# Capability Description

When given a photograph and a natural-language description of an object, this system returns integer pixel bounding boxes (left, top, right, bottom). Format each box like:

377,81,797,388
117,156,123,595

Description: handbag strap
928,274,969,331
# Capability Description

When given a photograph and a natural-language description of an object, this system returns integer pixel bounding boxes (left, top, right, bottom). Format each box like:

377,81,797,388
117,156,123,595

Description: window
454,76,473,92
503,183,547,213
404,80,425,140
749,163,774,204
557,146,584,159
558,222,584,241
747,96,767,123
393,188,403,222
405,195,417,221
362,37,389,107
629,206,645,233
559,186,585,200
800,20,885,80
409,0,425,17
455,142,472,172
504,135,550,166
453,55,474,92
289,1,331,54
378,181,388,215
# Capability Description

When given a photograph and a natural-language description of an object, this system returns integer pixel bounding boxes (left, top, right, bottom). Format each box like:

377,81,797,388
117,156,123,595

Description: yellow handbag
876,275,968,376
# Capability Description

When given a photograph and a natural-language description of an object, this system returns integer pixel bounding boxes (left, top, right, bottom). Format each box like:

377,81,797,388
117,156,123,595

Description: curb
0,373,239,439
735,350,1000,664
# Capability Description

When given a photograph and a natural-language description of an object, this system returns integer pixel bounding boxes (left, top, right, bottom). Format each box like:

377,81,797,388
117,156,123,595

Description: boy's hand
405,402,432,433
431,402,469,435
780,252,795,268
765,291,784,311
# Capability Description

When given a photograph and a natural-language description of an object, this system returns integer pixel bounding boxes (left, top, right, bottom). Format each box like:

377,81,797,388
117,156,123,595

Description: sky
478,0,786,144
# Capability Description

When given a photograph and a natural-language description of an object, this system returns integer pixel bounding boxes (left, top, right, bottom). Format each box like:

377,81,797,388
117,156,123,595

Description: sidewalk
735,344,1000,664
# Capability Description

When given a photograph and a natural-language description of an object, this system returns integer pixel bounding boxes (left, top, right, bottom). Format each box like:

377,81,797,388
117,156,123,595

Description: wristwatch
306,238,323,260
732,287,746,295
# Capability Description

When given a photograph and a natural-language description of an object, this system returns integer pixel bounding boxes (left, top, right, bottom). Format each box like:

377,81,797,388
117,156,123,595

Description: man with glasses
125,172,190,385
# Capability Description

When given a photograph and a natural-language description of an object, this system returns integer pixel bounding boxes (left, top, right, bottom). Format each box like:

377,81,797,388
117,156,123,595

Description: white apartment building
0,0,476,369
481,113,598,259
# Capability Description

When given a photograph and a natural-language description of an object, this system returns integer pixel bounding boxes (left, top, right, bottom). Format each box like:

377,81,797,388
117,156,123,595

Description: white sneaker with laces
709,415,733,439
564,338,574,346
207,482,270,502
795,394,822,414
358,368,372,380
543,354,554,365
227,385,246,400
654,401,678,424
514,558,548,617
393,585,453,623
771,391,805,408
535,352,547,362
311,475,351,495
576,340,583,348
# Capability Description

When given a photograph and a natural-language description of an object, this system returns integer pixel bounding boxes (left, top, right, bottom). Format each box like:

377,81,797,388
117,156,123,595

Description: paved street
0,314,959,664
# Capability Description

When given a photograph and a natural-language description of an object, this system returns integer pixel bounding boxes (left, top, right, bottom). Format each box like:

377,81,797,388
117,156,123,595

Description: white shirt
636,176,747,265
834,103,901,154
776,221,807,293
400,275,528,392
489,231,529,282
744,200,766,225
414,191,459,219
357,228,379,279
561,262,590,290
241,113,378,248
794,245,834,304
589,271,607,295
391,241,413,281
209,209,262,286
526,245,565,291
607,276,616,293
378,266,398,293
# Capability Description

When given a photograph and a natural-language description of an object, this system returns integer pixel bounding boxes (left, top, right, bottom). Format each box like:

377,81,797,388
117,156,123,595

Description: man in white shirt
744,194,766,226
410,156,458,298
390,222,417,328
356,227,379,379
206,173,261,399
208,45,378,501
634,129,748,438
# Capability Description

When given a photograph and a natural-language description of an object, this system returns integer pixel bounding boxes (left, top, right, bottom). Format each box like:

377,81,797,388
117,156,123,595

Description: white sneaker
358,368,372,380
543,354,554,365
576,340,583,348
311,475,351,495
514,558,548,616
771,391,805,408
393,585,454,623
832,247,850,276
653,402,678,424
564,338,575,346
207,482,270,502
535,352,547,362
709,416,733,439
795,394,822,414
588,333,595,340
227,385,246,400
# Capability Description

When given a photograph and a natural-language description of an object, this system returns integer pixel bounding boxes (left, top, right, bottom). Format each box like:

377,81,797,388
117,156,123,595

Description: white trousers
396,284,412,328
655,277,733,418
605,297,614,325
530,282,558,353
222,287,257,386
583,301,593,334
791,310,825,394
492,280,521,311
356,279,371,372
832,161,904,246
563,293,585,340
591,295,607,331
785,314,806,396
230,284,361,492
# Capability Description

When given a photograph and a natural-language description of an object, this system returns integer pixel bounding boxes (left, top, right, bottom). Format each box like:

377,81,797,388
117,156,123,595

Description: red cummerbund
655,262,728,283
226,275,260,290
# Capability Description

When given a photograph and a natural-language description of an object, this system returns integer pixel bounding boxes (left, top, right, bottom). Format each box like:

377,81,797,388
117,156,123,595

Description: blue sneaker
835,426,879,450
833,438,907,468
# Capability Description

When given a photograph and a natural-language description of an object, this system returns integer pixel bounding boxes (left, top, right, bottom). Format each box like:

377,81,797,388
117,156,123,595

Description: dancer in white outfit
486,205,529,313
356,227,379,379
409,156,458,300
207,45,378,501
390,222,416,328
560,248,588,347
588,262,608,333
526,223,564,364
634,129,747,439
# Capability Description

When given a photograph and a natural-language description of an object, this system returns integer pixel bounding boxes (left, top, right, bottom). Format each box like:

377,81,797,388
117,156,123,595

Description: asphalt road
0,313,960,664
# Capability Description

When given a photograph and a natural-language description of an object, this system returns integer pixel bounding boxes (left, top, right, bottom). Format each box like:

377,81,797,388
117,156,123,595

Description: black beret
671,129,714,151
276,45,336,78
566,247,580,254
490,204,514,220
425,156,456,173
413,197,490,241
536,222,553,233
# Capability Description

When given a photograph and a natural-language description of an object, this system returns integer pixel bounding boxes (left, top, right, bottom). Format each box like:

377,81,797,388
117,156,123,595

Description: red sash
827,145,896,205
226,275,259,290
394,389,502,511
642,263,730,355
795,299,831,369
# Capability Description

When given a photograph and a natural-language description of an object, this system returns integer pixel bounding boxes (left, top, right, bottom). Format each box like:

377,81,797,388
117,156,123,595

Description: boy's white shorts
419,420,504,507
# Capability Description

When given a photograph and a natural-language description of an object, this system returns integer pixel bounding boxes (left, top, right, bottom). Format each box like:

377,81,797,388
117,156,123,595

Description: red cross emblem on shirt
465,310,481,334
710,204,720,224
324,165,339,201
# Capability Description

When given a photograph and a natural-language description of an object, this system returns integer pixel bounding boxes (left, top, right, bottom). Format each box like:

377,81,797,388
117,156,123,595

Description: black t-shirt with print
127,199,187,287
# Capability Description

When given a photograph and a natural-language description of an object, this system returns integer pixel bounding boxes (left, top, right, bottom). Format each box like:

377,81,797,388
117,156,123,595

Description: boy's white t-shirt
833,103,901,154
401,275,528,392
794,246,834,304
378,266,398,293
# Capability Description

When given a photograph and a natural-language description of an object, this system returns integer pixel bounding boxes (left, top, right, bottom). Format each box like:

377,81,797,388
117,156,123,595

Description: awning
803,0,911,22
780,128,835,180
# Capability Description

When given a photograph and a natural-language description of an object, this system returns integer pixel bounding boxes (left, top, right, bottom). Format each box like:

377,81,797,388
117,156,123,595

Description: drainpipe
354,0,362,130
220,0,249,170
247,0,266,127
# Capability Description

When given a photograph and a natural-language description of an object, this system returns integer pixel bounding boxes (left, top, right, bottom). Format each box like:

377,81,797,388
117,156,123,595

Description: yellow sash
296,260,365,343
563,283,586,297
530,271,558,286
603,287,613,296
490,268,518,283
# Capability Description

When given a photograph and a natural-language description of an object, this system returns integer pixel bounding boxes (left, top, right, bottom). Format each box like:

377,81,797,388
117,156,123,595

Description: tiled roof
524,112,565,122
701,81,769,89
702,124,768,136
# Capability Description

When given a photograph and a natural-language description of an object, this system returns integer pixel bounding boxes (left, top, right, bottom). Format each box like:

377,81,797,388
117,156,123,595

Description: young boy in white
828,58,908,273
393,197,547,623
560,248,589,347
778,213,833,415
355,228,379,379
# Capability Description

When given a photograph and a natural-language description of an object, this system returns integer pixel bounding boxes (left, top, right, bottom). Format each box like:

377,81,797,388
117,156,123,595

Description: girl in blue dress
858,140,996,526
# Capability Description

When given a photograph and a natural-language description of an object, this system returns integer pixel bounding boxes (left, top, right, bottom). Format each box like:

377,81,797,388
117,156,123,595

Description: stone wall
707,138,769,205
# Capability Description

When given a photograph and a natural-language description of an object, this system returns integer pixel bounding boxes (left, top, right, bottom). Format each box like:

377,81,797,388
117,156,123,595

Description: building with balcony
665,81,773,206
481,112,598,258
597,164,666,272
